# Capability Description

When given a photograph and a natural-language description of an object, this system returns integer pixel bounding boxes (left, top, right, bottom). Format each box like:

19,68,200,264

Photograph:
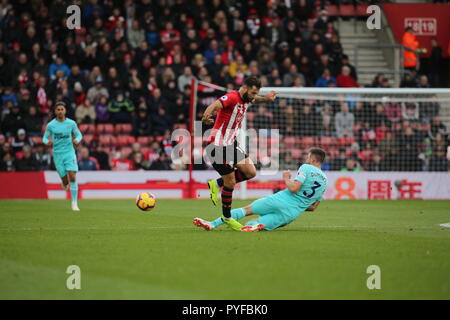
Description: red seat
99,135,116,146
122,124,132,134
79,124,95,134
114,123,133,135
338,136,355,147
283,136,297,147
97,123,114,134
114,124,122,135
155,136,164,142
289,148,303,159
300,136,316,147
117,135,130,146
96,124,105,134
128,135,136,144
82,134,94,145
356,4,369,17
104,124,114,134
325,5,339,17
319,136,337,148
137,136,151,146
339,5,356,17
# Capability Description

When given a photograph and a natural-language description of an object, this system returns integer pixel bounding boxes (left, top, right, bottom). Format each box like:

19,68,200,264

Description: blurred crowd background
0,0,448,172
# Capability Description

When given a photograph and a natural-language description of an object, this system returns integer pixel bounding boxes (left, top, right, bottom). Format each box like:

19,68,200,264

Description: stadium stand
0,0,448,172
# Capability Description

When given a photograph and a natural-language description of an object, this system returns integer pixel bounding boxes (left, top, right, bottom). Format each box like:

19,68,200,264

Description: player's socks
69,182,78,206
211,208,246,228
216,178,224,188
221,186,234,218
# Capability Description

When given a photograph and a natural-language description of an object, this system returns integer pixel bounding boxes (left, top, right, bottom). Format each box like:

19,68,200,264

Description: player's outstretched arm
252,90,278,104
283,170,302,194
202,100,223,125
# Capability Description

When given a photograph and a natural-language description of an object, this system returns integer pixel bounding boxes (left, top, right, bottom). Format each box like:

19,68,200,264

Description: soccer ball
136,192,157,211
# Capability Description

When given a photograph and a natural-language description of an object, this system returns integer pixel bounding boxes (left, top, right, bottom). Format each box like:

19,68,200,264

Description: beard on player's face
242,91,251,102
242,88,259,102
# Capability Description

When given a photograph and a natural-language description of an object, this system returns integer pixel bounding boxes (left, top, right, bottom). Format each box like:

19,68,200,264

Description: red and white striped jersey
208,91,251,146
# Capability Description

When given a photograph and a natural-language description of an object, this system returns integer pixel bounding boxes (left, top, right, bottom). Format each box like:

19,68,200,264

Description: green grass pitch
0,199,449,299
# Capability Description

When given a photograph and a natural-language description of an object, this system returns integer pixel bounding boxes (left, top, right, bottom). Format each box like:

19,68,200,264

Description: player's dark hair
55,101,66,109
309,148,326,163
243,76,261,89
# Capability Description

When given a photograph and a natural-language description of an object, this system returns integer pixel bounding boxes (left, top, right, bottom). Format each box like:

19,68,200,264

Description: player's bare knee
224,179,236,189
68,172,76,182
223,176,236,188
246,167,257,179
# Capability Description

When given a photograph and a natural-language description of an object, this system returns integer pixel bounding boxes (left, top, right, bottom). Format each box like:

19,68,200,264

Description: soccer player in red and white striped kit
197,76,277,231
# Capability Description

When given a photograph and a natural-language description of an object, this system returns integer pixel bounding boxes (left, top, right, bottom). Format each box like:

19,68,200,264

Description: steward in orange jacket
402,27,419,68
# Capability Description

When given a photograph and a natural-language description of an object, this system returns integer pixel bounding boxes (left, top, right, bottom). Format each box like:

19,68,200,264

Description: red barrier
382,3,450,58
0,172,47,199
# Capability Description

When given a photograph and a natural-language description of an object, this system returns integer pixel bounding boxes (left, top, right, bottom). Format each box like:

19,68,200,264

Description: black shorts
207,141,248,176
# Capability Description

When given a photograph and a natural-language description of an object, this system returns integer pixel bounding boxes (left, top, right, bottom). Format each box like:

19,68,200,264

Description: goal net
188,80,450,199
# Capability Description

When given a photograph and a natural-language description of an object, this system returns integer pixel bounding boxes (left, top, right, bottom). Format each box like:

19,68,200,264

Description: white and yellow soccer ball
136,192,157,211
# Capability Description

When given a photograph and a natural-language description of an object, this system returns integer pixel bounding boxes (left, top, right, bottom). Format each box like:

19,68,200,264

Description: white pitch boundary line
0,225,446,231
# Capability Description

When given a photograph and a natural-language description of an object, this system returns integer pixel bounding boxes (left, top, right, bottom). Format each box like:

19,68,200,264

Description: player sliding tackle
194,148,328,232
43,102,83,211
201,76,278,231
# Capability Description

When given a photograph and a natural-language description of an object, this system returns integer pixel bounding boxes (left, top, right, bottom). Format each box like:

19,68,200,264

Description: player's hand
46,141,53,147
202,115,214,126
306,201,320,212
72,138,80,148
282,170,291,181
265,91,278,102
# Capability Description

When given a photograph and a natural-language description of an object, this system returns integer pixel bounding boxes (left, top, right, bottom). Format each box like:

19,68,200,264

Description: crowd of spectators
0,0,448,172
